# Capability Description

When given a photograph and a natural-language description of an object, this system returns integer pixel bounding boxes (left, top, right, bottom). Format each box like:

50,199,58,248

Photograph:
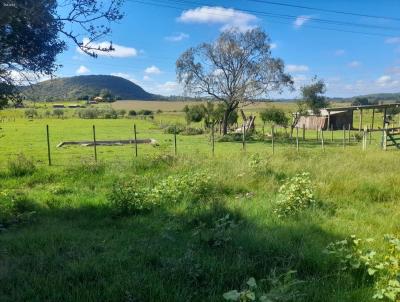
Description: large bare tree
176,27,293,135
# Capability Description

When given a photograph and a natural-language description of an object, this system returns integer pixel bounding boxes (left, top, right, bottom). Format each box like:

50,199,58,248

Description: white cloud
156,81,181,94
143,75,152,81
348,61,361,68
178,6,258,31
334,49,345,56
77,38,138,58
165,32,190,42
286,64,309,73
76,65,90,75
293,15,312,29
270,43,277,49
385,37,400,44
145,65,161,75
376,75,399,87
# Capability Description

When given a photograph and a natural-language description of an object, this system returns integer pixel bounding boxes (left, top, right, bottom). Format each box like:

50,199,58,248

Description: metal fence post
134,124,138,157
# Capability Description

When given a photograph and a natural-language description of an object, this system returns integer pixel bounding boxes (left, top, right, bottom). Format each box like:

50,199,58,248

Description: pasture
1,101,400,302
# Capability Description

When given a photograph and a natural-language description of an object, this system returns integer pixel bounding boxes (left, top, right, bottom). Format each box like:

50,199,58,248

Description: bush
53,108,64,118
24,108,38,119
78,108,99,119
163,125,185,134
138,109,153,116
103,108,118,119
7,154,36,177
273,172,315,217
181,127,204,135
128,110,137,116
108,179,154,214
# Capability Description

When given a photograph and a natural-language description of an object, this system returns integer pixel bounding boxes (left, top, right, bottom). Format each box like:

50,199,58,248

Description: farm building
294,109,353,130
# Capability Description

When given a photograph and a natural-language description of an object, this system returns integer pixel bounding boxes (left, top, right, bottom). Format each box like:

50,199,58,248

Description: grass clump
7,154,36,177
273,172,315,217
0,191,37,229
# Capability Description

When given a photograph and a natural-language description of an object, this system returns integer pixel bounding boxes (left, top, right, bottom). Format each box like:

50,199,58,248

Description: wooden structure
235,110,256,133
295,103,400,132
294,109,352,130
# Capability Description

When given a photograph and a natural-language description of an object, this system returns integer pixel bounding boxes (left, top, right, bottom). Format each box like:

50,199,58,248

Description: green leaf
247,277,257,288
367,268,377,276
223,290,240,301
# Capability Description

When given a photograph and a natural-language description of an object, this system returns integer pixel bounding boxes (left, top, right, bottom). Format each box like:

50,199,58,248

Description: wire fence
0,117,390,168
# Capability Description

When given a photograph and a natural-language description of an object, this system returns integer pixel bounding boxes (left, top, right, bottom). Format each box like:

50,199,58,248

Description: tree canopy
0,0,124,108
298,77,328,114
176,27,293,134
260,107,289,127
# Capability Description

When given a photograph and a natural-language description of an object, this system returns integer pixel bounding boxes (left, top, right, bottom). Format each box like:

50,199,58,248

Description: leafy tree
351,97,369,106
183,104,205,124
260,107,289,127
128,110,137,116
299,77,328,114
176,28,293,134
0,0,124,108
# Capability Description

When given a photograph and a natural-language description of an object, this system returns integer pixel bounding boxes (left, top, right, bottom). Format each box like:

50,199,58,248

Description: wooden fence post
134,124,138,157
296,127,299,152
242,124,246,151
211,124,215,156
343,125,346,149
348,124,351,143
174,125,177,156
271,125,274,155
46,125,51,166
331,125,333,142
383,124,387,151
302,124,305,141
92,125,97,162
321,129,325,151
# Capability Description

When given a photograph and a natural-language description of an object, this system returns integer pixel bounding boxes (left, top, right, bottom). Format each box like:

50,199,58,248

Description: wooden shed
294,109,353,130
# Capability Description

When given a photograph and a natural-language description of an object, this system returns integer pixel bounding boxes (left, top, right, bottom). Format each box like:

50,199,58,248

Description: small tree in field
260,107,289,128
299,77,328,114
176,28,293,135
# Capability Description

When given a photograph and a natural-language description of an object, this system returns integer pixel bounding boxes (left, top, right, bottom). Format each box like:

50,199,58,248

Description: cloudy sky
56,0,400,98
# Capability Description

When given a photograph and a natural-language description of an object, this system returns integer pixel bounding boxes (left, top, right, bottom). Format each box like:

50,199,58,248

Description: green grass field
1,102,400,302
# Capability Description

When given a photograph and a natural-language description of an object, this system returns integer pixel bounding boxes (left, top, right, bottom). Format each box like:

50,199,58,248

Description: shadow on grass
0,200,373,302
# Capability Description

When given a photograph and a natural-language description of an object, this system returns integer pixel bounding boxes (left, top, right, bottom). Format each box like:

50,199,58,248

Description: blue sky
56,0,400,98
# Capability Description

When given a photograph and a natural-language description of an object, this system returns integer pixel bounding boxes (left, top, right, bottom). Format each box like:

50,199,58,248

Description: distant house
53,104,65,109
294,109,353,130
88,100,98,105
67,104,81,108
93,96,103,102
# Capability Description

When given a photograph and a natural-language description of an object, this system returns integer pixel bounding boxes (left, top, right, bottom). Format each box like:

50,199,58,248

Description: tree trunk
222,110,229,135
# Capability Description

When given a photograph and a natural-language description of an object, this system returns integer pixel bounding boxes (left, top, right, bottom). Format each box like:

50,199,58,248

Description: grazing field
1,103,400,302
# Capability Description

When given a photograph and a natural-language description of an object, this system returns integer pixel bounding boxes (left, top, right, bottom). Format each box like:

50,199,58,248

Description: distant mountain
21,75,160,101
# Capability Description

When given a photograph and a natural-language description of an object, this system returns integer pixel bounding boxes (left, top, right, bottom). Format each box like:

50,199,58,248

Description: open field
1,103,400,301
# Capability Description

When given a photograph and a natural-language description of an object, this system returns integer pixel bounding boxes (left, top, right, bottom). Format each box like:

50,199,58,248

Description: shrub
53,108,64,118
108,179,154,214
163,125,185,134
138,109,153,116
103,108,118,119
324,234,400,302
78,108,99,119
181,127,204,135
24,108,38,119
223,271,303,302
128,110,137,116
7,154,36,177
273,172,315,217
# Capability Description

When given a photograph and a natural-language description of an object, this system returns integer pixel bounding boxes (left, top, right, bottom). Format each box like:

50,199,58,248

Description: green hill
21,75,160,101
